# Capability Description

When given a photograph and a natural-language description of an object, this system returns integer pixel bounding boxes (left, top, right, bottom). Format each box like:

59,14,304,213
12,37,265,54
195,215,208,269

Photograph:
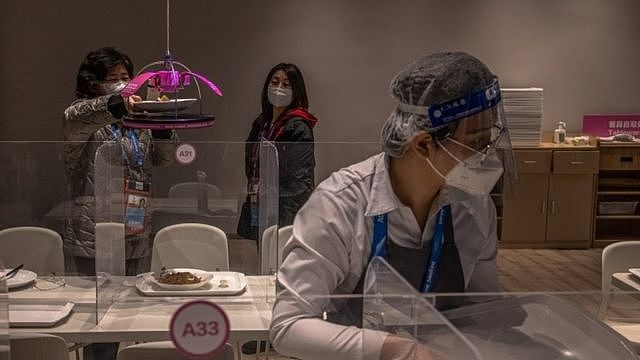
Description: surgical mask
97,80,128,95
427,137,504,195
267,86,292,107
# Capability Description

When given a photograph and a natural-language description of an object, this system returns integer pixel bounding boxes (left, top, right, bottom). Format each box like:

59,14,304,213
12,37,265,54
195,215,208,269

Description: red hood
268,107,318,140
278,107,318,128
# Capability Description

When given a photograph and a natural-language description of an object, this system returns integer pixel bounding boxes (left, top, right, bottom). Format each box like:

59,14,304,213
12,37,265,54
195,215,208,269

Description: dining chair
260,225,293,275
599,241,640,353
599,241,640,318
151,223,229,272
117,341,234,360
169,182,222,199
9,332,68,360
0,226,64,275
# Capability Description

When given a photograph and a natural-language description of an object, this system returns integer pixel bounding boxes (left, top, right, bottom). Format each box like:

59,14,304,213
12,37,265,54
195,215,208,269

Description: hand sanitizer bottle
554,122,567,144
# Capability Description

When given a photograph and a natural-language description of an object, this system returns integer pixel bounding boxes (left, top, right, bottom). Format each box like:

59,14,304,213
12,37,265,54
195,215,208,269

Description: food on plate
157,94,171,102
156,269,201,285
218,279,230,288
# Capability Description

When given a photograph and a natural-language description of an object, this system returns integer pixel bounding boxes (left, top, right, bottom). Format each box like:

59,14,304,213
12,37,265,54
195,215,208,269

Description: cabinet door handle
620,156,634,163
551,200,556,214
523,160,537,164
570,161,584,165
541,200,546,214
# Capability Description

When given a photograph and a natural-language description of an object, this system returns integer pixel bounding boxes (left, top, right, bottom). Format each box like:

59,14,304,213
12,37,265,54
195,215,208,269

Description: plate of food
132,96,198,112
147,268,213,290
1,268,37,289
136,271,247,296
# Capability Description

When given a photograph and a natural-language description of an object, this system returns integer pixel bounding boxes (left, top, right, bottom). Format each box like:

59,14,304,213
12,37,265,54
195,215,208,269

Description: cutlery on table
1,264,24,280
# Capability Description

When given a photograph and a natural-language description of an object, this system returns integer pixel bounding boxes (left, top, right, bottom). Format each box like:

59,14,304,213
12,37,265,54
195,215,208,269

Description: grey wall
2,0,640,142
1,0,640,225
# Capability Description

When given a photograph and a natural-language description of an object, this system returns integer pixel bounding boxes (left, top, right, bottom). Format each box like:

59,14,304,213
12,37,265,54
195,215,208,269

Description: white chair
599,241,640,353
117,341,234,360
169,182,222,199
260,225,293,275
0,226,64,274
9,333,68,360
599,241,640,318
151,223,229,272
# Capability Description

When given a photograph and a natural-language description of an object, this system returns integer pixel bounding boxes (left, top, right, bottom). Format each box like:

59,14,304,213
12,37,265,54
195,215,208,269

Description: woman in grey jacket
63,47,177,277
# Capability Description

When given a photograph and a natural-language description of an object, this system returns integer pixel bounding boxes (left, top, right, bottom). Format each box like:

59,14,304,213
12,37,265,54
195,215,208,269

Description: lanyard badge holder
371,205,464,294
112,126,151,235
124,179,151,235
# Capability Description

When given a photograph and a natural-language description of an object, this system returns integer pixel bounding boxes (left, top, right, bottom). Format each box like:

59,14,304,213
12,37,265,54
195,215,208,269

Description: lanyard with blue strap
370,205,450,293
110,125,144,168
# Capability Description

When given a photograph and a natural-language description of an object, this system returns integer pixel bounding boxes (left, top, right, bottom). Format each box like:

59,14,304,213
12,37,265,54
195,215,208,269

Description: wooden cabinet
501,148,599,248
594,144,640,247
501,151,550,244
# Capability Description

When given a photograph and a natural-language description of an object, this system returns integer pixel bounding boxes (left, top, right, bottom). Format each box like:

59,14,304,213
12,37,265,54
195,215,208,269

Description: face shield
398,80,517,195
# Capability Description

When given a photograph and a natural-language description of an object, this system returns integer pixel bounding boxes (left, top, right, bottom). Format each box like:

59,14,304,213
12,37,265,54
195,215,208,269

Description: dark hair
75,47,134,99
260,63,309,121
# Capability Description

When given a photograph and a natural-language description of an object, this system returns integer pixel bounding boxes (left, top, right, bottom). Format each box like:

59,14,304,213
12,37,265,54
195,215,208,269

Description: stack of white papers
502,88,543,146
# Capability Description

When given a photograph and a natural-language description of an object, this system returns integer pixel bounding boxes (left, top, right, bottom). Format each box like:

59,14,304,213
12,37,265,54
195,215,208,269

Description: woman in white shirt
270,52,514,359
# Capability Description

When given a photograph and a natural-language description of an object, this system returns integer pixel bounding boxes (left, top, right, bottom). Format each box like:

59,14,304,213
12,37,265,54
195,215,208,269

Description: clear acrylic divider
93,140,275,343
258,141,279,276
2,140,640,352
362,257,482,359
429,291,639,360
94,142,126,323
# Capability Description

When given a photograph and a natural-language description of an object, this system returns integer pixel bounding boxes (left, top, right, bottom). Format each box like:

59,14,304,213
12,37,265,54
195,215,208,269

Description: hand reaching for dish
125,95,142,112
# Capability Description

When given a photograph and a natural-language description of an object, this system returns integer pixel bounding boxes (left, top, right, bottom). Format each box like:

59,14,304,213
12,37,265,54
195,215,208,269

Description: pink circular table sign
169,300,230,358
175,143,197,165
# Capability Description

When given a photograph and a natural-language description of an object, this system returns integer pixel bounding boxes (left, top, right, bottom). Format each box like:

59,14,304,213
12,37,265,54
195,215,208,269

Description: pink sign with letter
583,114,640,137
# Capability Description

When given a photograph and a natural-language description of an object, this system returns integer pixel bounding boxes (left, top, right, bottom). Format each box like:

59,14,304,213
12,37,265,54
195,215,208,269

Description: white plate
137,271,247,296
9,303,74,327
147,268,214,291
132,98,198,112
1,269,37,289
629,268,640,279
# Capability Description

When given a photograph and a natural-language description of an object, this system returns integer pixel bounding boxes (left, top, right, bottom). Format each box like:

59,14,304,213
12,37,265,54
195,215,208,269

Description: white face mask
98,80,128,95
267,86,292,107
426,138,504,195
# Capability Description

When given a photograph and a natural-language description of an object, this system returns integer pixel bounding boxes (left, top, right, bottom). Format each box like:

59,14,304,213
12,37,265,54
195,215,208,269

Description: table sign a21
170,300,230,358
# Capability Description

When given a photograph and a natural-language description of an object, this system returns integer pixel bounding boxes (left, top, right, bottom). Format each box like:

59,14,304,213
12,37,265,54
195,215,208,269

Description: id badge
248,179,259,227
123,179,151,235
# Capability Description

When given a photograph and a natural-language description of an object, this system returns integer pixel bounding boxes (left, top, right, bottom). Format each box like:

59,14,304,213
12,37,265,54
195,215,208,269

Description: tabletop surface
6,275,274,343
612,272,640,292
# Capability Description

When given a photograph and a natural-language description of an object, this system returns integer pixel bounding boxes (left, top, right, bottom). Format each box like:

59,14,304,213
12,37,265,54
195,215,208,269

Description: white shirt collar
364,153,401,217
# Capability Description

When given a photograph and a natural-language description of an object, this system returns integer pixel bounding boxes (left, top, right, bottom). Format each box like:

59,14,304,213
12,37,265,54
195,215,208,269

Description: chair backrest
10,333,68,360
117,341,234,360
168,182,222,199
601,241,640,293
260,225,293,274
151,223,229,273
0,226,64,275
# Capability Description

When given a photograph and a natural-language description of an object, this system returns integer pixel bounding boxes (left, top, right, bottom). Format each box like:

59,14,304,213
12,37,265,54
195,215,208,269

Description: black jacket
237,114,316,239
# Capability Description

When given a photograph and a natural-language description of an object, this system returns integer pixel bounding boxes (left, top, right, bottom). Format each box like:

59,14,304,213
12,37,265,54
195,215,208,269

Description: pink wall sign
582,114,640,137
